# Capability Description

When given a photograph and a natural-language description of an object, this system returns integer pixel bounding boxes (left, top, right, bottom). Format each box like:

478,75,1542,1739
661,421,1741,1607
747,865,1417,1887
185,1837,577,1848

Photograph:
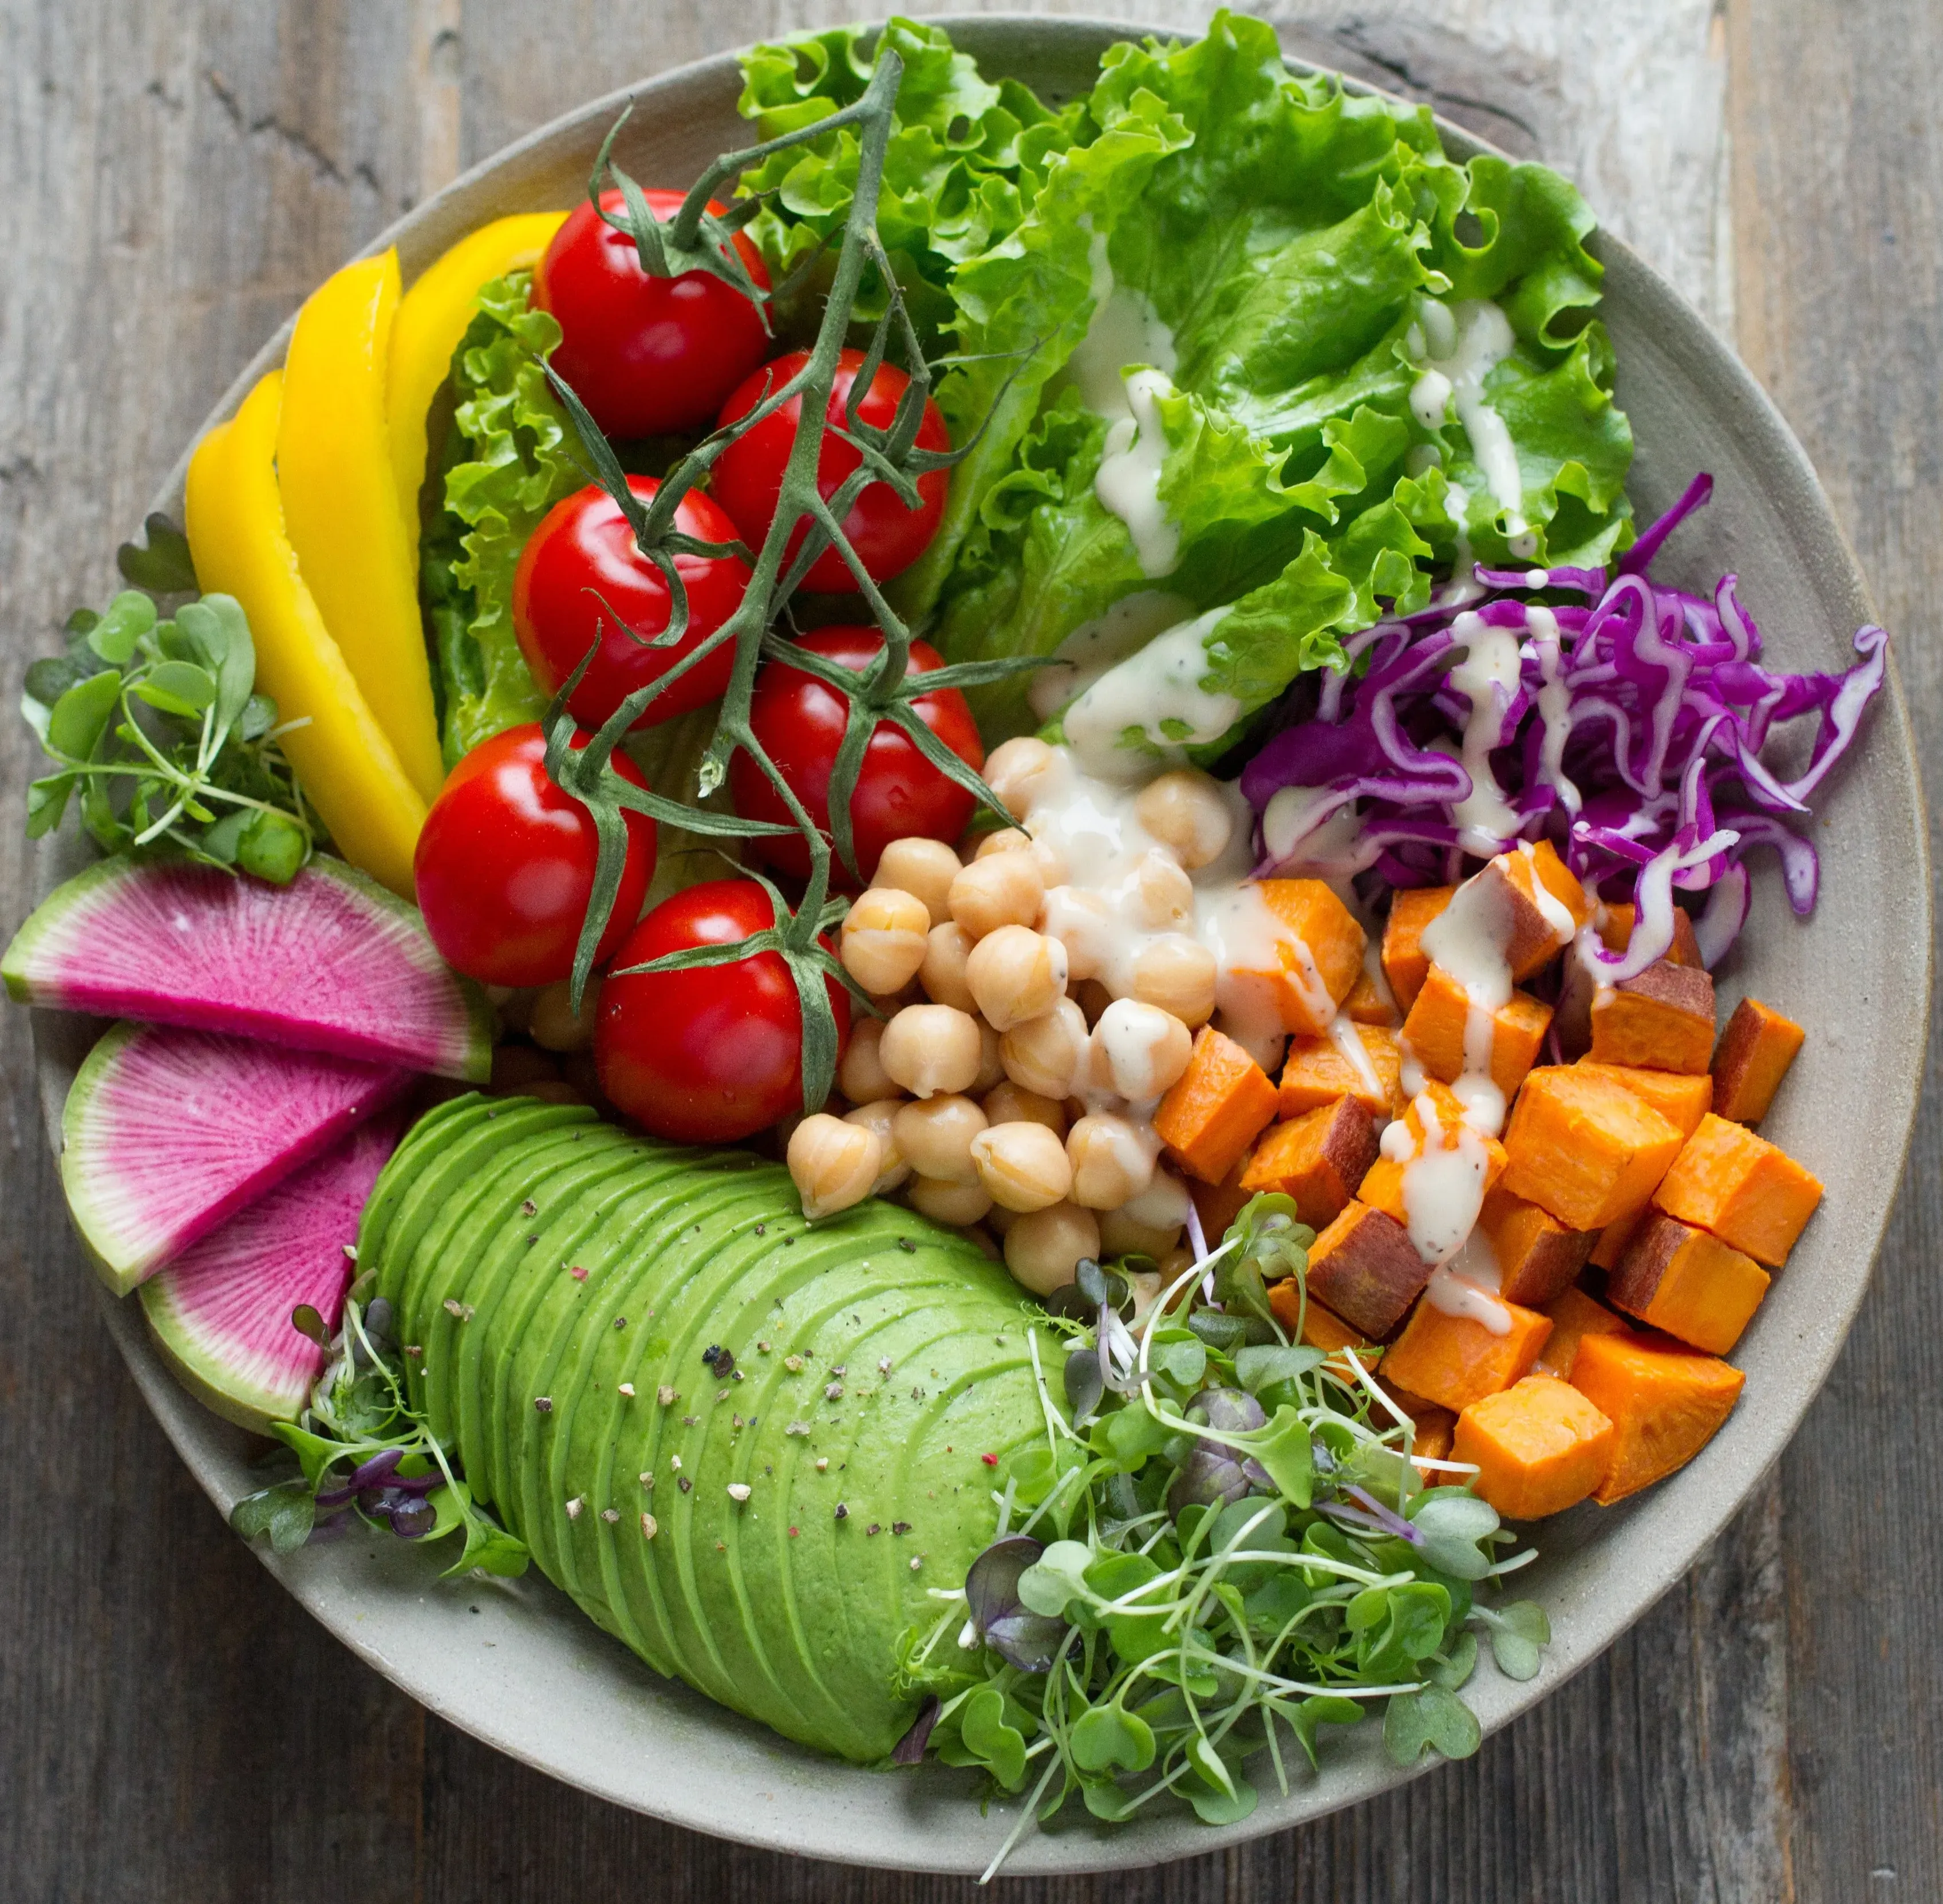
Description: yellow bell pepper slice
277,250,447,806
386,210,567,566
185,372,428,899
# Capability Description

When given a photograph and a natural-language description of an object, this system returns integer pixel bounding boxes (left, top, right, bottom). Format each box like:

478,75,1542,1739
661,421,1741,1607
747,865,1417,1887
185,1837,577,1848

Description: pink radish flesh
62,1022,411,1293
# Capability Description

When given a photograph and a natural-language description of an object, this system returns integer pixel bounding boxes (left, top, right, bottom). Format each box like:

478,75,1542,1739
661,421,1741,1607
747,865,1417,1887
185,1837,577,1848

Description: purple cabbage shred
1241,473,1887,977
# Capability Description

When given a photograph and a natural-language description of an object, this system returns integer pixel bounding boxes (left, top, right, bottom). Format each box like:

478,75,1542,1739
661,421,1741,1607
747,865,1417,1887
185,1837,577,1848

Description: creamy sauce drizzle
1029,590,1194,724
1093,369,1182,577
1444,610,1525,852
1062,610,1241,776
1408,298,1530,552
1526,603,1582,817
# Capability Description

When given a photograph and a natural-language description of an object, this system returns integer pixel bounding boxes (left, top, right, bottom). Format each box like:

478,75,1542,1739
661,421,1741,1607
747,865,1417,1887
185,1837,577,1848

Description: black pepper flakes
521,1198,538,1216
866,1523,882,1536
678,1476,693,1493
533,1396,553,1413
891,1522,912,1535
613,1316,627,1330
834,1503,849,1520
897,1239,915,1253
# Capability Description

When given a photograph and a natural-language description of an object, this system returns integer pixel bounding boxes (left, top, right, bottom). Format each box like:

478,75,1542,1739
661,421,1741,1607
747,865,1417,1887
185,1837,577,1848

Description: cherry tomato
532,189,772,439
709,348,950,592
729,626,984,884
513,475,751,730
595,879,850,1143
414,723,657,988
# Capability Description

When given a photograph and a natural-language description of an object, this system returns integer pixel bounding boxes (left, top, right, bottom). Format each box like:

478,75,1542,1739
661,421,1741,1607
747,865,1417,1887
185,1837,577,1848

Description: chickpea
985,1201,1018,1236
909,1176,995,1227
892,1094,989,1184
1131,934,1218,1026
879,1004,984,1098
962,1223,1003,1259
788,1113,883,1220
981,1081,1066,1135
974,824,1070,890
843,1099,910,1193
1131,850,1195,931
1040,886,1115,983
1088,997,1194,1103
949,851,1044,941
1122,1169,1193,1233
1123,1267,1165,1322
529,975,602,1053
1156,1244,1196,1285
984,736,1059,820
1067,1112,1159,1210
974,1018,1006,1095
837,1016,902,1105
875,836,961,928
974,827,1029,859
1098,1207,1184,1260
919,922,978,1012
839,887,930,996
971,1120,1074,1213
1135,768,1234,870
966,925,1068,1032
1003,1202,1101,1297
998,996,1088,1100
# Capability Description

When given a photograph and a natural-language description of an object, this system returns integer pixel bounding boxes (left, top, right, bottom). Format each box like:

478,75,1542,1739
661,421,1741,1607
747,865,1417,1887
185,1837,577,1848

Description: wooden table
2,3,1936,1897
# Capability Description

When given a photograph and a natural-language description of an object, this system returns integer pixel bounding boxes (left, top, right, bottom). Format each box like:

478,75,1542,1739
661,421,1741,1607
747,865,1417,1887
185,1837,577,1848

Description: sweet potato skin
1381,886,1454,1015
1267,1282,1381,1380
1575,1060,1713,1139
1608,1210,1770,1354
1651,1112,1823,1267
1400,966,1553,1099
1533,1286,1632,1379
1241,1096,1377,1230
1499,1065,1685,1231
1302,1200,1435,1340
1588,958,1717,1075
1278,1024,1401,1120
1155,1026,1280,1185
1472,842,1590,981
1454,1375,1614,1518
1568,1328,1745,1504
1379,1293,1553,1412
1477,1183,1596,1308
1711,996,1806,1124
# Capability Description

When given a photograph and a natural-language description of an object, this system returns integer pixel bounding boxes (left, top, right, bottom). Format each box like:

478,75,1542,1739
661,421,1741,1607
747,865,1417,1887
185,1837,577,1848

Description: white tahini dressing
1409,297,1533,556
1029,590,1194,724
1425,1226,1512,1335
1526,603,1582,816
1067,227,1178,422
1062,610,1241,778
1093,369,1182,578
1444,609,1525,854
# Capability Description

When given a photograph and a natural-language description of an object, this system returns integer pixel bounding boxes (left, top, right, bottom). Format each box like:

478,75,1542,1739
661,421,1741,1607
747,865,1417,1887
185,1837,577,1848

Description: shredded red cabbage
1240,475,1887,979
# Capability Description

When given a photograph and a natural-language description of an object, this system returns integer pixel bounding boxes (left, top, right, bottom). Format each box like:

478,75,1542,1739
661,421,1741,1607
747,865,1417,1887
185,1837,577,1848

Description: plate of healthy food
10,10,1926,1879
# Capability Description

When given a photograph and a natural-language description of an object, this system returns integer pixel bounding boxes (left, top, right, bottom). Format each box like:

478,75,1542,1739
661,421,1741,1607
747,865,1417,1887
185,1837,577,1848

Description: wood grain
0,2,1930,1898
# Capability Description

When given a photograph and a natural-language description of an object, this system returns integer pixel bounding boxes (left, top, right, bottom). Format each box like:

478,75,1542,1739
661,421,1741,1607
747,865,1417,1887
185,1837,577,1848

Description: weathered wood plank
0,1,1926,1898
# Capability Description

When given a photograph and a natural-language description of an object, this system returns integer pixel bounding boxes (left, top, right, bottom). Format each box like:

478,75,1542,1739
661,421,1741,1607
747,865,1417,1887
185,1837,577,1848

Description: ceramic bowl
26,14,1930,1876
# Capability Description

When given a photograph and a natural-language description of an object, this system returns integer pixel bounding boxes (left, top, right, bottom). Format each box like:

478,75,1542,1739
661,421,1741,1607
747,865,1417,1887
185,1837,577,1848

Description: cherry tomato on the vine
414,723,657,989
532,189,772,439
512,474,751,732
594,879,850,1143
729,626,984,884
709,348,950,592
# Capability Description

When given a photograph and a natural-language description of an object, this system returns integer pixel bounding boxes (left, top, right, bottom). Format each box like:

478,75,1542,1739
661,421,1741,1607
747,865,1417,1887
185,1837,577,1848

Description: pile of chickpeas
785,736,1240,1298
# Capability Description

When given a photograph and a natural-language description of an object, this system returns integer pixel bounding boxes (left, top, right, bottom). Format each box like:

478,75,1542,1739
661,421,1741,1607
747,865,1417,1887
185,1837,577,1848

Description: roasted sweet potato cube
1711,996,1806,1124
1411,1407,1456,1484
1598,902,1704,967
1223,879,1366,1037
1607,1210,1770,1354
1651,1112,1823,1267
1342,967,1400,1027
1267,1282,1380,1380
1401,966,1553,1099
1455,1375,1614,1518
1575,1060,1713,1139
1189,1158,1254,1247
1589,958,1717,1075
1302,1200,1435,1340
1533,1286,1632,1379
1588,1204,1645,1270
1379,1293,1553,1412
1358,1139,1509,1232
1477,1183,1595,1308
1470,840,1592,981
1241,1097,1377,1230
1568,1329,1745,1504
1500,1065,1685,1231
1278,1024,1402,1120
1381,886,1454,1015
1155,1026,1279,1185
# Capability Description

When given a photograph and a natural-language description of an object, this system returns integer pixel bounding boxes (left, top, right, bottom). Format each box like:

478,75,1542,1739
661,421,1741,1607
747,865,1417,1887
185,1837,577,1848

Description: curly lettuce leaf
432,272,582,764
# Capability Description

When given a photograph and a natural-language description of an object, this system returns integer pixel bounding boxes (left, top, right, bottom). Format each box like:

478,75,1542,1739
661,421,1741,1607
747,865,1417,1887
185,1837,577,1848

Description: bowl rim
26,11,1933,1875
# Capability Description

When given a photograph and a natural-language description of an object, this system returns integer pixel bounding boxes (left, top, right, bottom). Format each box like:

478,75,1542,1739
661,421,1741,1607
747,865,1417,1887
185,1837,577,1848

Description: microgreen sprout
894,1194,1550,1872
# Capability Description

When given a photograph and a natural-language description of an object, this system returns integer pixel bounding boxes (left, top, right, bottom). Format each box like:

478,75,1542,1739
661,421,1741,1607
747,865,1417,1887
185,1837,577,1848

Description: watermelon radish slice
5,856,492,1081
61,1021,412,1294
140,1115,401,1432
